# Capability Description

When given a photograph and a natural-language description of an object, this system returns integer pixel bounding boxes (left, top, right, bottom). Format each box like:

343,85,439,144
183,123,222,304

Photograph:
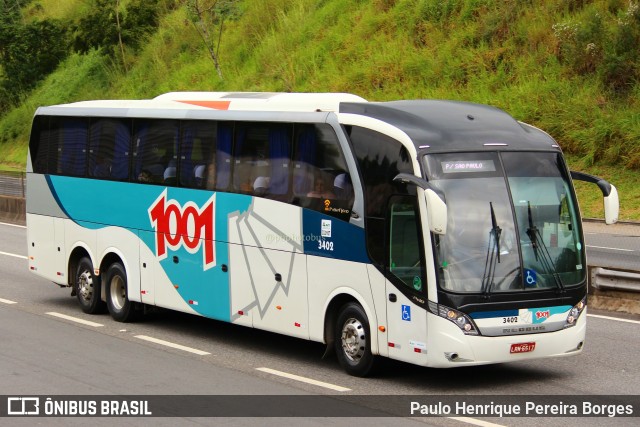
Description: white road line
588,314,640,325
586,245,634,252
0,250,27,260
0,297,17,304
46,312,104,327
0,222,26,229
448,416,507,427
134,335,211,356
256,367,351,392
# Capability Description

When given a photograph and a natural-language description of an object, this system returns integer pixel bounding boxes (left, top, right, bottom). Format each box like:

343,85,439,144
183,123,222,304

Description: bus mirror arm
393,173,448,234
570,171,619,225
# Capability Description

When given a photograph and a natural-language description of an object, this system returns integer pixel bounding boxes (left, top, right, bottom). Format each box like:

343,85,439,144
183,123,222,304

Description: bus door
384,195,429,365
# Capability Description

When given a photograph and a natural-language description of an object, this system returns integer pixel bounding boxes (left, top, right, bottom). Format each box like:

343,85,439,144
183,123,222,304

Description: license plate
510,342,536,354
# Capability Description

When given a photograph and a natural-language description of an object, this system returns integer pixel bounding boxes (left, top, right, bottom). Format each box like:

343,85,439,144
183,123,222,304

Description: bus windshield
424,152,585,294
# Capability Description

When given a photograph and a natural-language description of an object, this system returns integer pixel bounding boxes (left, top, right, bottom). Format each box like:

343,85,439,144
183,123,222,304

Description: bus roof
45,92,367,113
340,100,559,152
154,92,367,111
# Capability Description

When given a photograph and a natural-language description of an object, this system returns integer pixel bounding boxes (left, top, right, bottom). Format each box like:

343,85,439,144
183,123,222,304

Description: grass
566,153,640,221
1,0,638,221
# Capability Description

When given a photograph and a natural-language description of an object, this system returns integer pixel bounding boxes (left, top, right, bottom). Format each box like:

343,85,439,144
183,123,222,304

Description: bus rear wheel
75,256,105,314
334,302,376,377
105,262,137,322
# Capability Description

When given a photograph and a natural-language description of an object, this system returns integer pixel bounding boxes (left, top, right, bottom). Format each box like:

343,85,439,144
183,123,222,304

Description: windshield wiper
526,202,539,261
525,202,565,292
490,202,502,263
481,202,502,297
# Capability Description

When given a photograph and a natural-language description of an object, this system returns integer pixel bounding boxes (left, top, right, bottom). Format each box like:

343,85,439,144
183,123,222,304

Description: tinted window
348,126,413,265
47,117,89,177
179,120,216,189
30,116,50,174
292,124,353,220
133,119,178,184
88,118,131,181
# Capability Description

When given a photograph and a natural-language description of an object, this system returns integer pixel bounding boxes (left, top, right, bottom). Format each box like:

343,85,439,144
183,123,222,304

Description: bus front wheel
75,257,105,314
105,262,136,322
334,302,376,377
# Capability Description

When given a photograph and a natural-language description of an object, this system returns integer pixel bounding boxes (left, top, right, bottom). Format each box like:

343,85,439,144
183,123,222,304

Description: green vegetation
1,0,639,219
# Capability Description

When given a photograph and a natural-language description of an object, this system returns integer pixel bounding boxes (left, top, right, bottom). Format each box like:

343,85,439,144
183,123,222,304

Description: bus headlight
565,297,586,328
429,302,479,336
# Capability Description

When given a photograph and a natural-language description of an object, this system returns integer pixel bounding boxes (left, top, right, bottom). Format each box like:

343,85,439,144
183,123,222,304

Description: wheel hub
78,271,93,301
341,317,365,362
110,276,126,310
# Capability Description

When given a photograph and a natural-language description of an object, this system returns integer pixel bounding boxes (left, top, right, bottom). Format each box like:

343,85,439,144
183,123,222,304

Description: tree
183,0,241,80
0,4,69,108
73,0,160,67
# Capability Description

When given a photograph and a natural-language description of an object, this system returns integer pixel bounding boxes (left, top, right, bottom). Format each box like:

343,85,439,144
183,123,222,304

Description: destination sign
441,160,496,173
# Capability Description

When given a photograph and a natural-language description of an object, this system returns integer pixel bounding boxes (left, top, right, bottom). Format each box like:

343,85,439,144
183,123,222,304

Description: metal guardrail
0,171,25,197
591,267,640,293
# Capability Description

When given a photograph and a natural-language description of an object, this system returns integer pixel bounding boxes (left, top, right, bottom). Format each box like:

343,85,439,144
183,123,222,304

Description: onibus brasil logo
148,189,216,270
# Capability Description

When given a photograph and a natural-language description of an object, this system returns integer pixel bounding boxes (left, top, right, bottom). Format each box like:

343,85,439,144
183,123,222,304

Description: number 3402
318,240,334,251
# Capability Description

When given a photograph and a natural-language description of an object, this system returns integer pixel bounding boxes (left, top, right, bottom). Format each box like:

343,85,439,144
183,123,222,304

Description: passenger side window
179,121,216,189
348,126,414,265
293,124,353,221
214,122,233,191
232,123,291,198
30,116,51,174
133,119,178,184
88,118,131,181
46,117,89,177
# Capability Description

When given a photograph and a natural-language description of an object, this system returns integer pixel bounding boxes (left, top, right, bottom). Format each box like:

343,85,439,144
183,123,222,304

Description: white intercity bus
26,92,619,376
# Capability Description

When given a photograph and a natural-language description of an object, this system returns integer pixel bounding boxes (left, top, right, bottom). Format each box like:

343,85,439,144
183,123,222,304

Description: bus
26,92,619,376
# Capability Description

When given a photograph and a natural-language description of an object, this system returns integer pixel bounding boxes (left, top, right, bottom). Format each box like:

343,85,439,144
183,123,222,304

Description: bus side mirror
393,173,447,235
570,171,619,225
424,188,447,234
603,184,619,225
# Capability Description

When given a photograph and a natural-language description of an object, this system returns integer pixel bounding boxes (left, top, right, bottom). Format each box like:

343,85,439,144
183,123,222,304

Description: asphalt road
1,221,639,426
583,221,640,271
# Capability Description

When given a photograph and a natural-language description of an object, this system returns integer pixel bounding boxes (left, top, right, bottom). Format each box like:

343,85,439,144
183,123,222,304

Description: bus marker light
56,272,63,276
388,342,395,347
174,285,179,289
188,300,198,306
238,310,244,315
141,290,147,295
276,306,282,310
378,326,386,332
294,322,301,328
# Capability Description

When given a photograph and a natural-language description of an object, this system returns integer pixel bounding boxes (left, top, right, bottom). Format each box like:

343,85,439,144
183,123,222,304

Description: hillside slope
1,0,638,218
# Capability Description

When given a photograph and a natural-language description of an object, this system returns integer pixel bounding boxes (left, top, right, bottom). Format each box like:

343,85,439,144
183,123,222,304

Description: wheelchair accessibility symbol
402,305,411,321
524,268,537,288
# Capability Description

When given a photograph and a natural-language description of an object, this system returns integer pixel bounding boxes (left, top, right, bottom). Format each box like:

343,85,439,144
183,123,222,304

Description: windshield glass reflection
424,152,585,294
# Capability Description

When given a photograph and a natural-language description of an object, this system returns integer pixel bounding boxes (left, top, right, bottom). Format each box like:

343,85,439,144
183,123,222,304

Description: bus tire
105,262,136,322
75,256,105,314
334,302,376,377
